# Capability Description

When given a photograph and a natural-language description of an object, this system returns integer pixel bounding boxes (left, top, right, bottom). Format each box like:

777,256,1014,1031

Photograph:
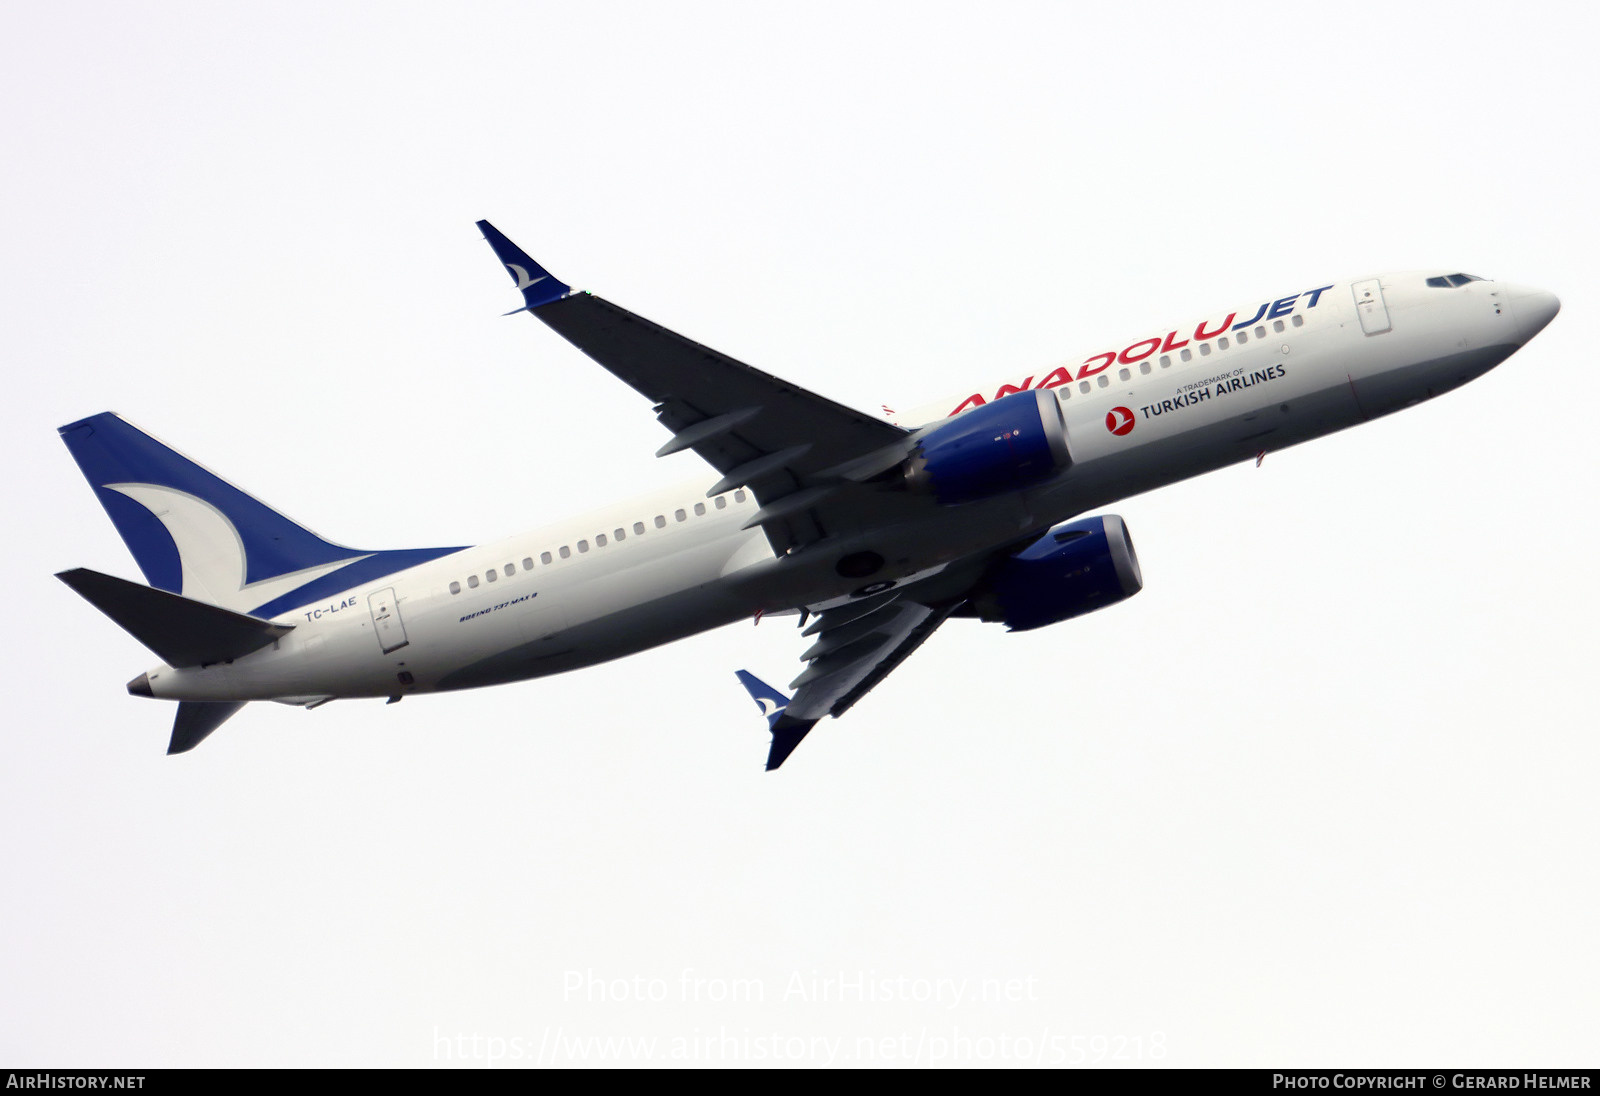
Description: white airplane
56,223,1560,768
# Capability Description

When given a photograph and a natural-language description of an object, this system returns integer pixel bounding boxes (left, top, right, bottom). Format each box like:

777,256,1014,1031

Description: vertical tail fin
58,412,463,617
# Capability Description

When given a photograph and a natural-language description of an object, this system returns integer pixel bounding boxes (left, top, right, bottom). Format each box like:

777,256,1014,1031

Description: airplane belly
433,582,751,690
148,620,398,701
429,531,757,691
1043,377,1364,513
1345,343,1520,418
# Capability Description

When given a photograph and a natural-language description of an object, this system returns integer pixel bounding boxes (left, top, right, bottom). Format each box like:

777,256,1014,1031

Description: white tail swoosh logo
507,263,546,292
105,483,367,614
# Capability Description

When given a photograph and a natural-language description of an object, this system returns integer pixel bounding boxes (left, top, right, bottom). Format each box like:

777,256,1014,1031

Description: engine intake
972,515,1143,631
906,390,1071,504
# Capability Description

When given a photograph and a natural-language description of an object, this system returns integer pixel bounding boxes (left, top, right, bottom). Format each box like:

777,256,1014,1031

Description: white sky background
3,0,1596,1068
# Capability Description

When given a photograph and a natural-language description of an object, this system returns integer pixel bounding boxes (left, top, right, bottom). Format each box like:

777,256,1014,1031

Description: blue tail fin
59,412,463,617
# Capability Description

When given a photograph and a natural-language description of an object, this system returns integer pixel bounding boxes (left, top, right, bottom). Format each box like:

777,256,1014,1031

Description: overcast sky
5,0,1596,1068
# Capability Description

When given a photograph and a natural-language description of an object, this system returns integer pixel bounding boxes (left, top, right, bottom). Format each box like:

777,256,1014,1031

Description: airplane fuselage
130,271,1552,708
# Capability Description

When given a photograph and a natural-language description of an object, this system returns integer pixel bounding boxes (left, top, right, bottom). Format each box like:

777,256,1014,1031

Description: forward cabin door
1352,278,1393,335
368,587,410,654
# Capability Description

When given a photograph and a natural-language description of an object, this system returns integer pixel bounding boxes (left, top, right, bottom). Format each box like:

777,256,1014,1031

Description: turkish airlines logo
1105,406,1136,436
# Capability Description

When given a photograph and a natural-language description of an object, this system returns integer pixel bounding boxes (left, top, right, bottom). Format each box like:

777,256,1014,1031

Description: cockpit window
1427,273,1486,289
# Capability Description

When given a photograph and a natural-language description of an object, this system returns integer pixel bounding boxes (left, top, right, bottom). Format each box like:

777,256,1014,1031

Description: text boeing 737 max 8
56,223,1559,768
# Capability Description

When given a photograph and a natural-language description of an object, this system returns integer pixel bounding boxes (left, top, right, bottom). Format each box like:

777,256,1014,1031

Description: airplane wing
478,221,916,555
737,575,974,769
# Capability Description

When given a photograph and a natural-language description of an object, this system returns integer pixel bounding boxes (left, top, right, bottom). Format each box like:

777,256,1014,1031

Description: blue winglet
735,670,817,771
476,219,571,311
735,670,789,727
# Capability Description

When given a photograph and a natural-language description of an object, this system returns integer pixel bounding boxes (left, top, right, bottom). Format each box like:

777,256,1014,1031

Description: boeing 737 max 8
55,223,1560,768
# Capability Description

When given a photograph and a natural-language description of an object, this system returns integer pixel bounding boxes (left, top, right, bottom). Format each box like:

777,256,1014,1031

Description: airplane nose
1504,284,1560,341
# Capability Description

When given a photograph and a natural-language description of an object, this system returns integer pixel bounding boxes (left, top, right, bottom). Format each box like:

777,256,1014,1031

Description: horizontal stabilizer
169,701,245,754
57,568,292,667
735,669,818,771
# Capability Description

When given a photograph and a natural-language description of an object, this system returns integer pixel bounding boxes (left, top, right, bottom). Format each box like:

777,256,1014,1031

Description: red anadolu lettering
943,286,1331,416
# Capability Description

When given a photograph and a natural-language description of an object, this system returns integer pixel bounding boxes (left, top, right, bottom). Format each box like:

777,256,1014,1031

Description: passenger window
522,557,533,570
634,521,646,535
541,551,553,565
614,528,625,541
655,515,666,529
467,575,479,589
674,509,687,522
714,497,727,510
449,581,461,595
504,562,515,575
1180,349,1192,362
1292,315,1304,327
1097,375,1109,388
1219,337,1230,350
1118,367,1131,381
1139,362,1151,375
559,546,571,559
1236,331,1247,344
1078,380,1091,394
1159,355,1171,368
1255,325,1266,339
486,569,498,582
595,534,607,547
577,539,589,553
694,502,706,516
734,490,748,503
1273,320,1284,333
1199,343,1212,357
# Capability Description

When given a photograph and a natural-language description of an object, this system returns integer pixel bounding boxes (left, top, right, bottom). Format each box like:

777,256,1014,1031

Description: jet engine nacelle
972,514,1143,631
905,390,1071,504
